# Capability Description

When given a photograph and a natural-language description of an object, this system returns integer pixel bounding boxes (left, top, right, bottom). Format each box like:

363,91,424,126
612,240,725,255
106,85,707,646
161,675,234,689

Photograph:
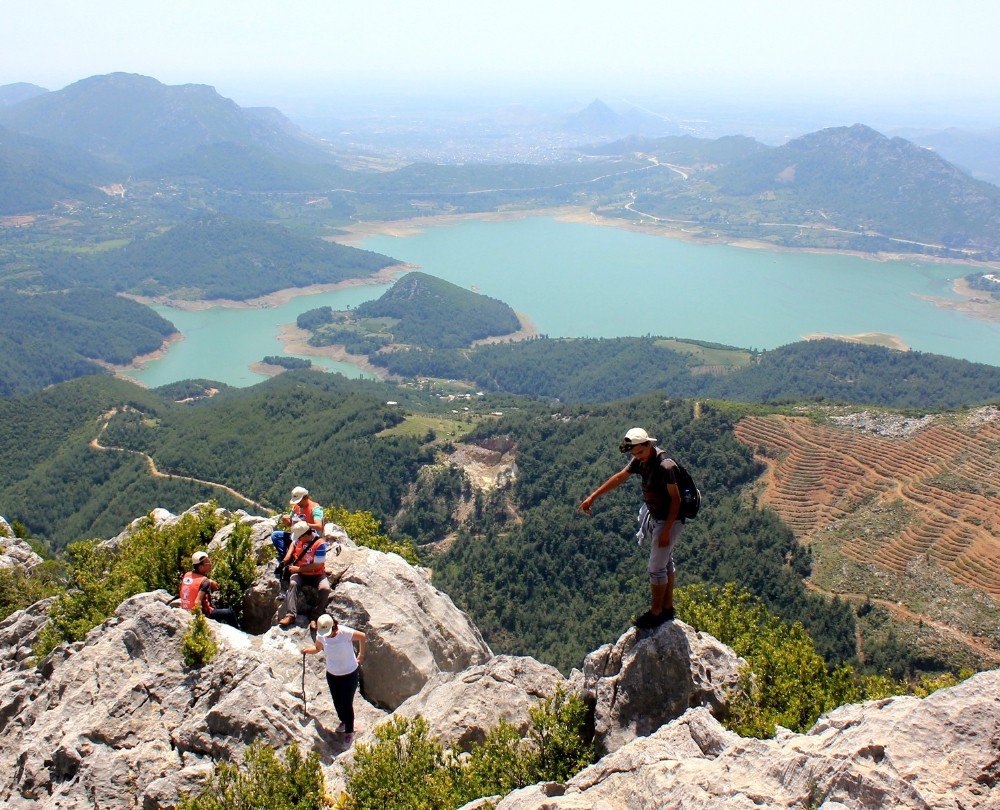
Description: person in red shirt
179,551,237,625
277,521,331,630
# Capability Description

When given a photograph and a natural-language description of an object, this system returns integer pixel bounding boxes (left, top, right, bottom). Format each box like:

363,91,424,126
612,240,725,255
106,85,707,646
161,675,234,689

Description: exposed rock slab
325,546,493,710
0,591,383,809
492,671,1000,809
0,527,42,572
581,621,743,755
392,655,566,751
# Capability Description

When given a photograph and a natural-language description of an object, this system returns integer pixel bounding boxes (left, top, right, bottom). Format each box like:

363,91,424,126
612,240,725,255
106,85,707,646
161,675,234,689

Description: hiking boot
278,613,296,628
652,607,675,626
336,722,346,733
633,610,658,629
343,733,354,745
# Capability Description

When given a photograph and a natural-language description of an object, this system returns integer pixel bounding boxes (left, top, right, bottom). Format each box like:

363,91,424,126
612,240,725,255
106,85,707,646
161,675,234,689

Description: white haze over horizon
3,0,999,130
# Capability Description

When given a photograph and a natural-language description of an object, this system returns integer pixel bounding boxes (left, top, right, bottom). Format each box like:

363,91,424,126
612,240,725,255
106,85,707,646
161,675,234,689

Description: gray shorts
647,518,682,584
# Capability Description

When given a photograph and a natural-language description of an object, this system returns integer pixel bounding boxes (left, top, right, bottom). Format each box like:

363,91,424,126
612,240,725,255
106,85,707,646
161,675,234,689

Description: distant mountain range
0,82,48,107
890,126,1000,187
563,99,672,139
0,73,335,170
627,124,1000,257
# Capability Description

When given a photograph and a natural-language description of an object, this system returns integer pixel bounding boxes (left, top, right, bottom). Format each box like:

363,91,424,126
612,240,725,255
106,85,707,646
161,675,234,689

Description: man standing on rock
579,427,682,629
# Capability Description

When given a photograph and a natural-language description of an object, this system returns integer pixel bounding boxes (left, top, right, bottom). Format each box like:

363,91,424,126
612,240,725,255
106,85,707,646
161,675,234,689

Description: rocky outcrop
491,671,1000,809
5,501,1000,809
325,542,492,711
0,590,385,808
392,655,566,751
580,620,743,755
0,518,42,572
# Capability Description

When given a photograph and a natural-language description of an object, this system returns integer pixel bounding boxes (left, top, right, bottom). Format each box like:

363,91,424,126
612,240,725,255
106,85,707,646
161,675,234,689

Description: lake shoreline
118,263,411,312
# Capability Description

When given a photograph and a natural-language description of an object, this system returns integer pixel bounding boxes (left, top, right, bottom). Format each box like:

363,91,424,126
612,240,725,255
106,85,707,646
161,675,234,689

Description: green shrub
343,716,466,809
676,583,860,737
344,688,594,808
178,741,328,809
33,504,247,661
211,522,258,624
326,507,419,565
181,608,218,668
0,560,65,621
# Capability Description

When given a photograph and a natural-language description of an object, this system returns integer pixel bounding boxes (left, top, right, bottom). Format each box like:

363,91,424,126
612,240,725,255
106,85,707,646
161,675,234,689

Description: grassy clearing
655,338,752,369
377,412,491,441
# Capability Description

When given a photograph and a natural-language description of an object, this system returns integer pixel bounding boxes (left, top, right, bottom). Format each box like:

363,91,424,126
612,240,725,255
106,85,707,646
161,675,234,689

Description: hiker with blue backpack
579,427,701,629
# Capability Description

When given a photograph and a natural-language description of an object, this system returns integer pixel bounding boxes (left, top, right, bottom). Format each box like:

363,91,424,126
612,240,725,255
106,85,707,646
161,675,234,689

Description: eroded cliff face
1,504,997,809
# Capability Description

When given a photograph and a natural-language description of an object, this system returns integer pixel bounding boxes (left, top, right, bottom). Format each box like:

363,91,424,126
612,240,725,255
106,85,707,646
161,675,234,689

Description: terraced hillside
734,409,1000,598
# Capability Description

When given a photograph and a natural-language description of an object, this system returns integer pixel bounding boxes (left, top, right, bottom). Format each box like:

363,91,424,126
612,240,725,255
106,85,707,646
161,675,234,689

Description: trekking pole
301,653,308,715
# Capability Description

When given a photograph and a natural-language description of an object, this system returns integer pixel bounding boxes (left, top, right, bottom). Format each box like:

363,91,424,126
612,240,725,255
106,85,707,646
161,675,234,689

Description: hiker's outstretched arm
579,468,630,514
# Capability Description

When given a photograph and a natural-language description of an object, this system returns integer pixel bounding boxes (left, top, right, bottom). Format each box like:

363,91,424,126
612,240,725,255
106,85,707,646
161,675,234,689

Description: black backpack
660,452,702,520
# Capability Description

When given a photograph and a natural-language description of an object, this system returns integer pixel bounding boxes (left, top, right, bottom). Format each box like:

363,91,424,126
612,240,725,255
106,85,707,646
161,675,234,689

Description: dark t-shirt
627,449,679,520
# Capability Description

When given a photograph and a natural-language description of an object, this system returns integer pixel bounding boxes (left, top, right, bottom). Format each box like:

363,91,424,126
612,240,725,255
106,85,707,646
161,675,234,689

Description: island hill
295,271,522,358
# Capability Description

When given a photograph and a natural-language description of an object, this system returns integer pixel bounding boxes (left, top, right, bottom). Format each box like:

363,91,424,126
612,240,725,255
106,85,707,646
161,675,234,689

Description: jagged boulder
0,591,385,809
0,597,54,672
392,655,566,751
581,620,743,755
489,671,1000,809
0,522,42,571
325,546,493,710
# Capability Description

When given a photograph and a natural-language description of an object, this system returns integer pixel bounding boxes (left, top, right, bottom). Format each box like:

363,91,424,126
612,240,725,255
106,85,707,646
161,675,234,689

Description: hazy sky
3,0,998,119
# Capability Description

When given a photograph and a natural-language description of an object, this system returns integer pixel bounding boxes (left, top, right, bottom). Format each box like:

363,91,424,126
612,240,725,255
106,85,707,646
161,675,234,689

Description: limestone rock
392,655,566,751
0,597,54,673
0,590,383,809
493,672,1000,809
582,620,743,755
0,527,42,572
325,546,492,710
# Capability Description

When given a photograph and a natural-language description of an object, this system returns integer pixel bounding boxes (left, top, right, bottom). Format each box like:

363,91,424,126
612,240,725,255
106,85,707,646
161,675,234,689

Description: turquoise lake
130,216,1000,387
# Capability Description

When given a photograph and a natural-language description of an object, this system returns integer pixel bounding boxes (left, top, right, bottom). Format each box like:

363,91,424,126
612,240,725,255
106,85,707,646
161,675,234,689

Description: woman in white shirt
301,614,366,744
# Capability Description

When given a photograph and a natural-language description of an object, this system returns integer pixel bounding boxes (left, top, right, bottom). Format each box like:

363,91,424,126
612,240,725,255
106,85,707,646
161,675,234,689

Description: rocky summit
1,504,998,808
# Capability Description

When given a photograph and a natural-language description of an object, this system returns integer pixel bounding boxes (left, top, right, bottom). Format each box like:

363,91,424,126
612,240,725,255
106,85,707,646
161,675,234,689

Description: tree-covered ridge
96,371,433,529
432,395,858,671
0,125,118,214
307,271,521,350
0,376,249,546
370,336,1000,409
0,288,176,395
27,217,397,301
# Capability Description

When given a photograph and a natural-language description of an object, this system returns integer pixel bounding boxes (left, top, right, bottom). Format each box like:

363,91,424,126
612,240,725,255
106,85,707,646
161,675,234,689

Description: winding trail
803,580,1000,664
90,407,271,513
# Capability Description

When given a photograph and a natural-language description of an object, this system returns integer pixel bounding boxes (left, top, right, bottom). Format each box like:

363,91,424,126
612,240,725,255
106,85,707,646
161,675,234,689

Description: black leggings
326,668,359,733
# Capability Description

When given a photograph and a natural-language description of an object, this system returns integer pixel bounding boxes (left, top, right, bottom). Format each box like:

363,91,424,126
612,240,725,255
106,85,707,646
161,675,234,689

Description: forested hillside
432,395,859,671
0,126,117,214
0,377,248,543
357,271,519,347
25,217,396,301
371,337,1000,409
0,288,176,395
0,373,434,547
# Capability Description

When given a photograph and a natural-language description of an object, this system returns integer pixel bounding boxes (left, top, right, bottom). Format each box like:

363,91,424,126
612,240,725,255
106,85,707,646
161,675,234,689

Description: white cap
623,427,656,445
191,550,210,566
289,486,309,505
290,521,312,541
316,614,335,637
